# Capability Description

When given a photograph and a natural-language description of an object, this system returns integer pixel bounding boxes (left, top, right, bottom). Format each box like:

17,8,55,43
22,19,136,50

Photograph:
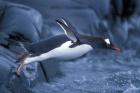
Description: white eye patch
104,38,110,45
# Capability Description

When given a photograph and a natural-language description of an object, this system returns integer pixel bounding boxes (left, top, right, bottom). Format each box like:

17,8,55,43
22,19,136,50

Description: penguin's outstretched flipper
56,18,80,43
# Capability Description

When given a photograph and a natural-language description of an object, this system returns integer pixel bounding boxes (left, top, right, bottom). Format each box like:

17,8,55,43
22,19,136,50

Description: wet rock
0,1,43,93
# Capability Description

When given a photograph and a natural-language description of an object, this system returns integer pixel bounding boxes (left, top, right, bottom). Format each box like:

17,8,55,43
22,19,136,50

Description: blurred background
0,0,140,93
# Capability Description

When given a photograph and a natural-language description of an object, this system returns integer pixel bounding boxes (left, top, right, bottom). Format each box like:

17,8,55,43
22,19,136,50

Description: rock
0,1,44,93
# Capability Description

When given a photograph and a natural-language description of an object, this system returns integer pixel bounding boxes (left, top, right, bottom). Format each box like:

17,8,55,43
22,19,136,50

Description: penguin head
103,38,120,52
84,37,121,52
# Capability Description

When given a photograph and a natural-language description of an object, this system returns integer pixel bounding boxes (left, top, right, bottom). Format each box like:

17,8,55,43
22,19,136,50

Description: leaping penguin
16,18,120,75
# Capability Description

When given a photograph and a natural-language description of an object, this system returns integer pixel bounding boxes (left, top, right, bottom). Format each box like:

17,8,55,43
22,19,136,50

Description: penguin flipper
56,18,79,43
65,28,78,43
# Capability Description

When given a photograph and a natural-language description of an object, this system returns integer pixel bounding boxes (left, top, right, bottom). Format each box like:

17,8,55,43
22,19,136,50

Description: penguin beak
112,47,121,52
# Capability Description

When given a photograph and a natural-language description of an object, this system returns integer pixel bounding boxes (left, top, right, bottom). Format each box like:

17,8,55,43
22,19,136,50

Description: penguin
16,18,120,75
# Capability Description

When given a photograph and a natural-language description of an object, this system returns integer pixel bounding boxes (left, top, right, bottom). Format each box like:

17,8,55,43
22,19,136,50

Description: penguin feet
16,52,30,76
16,62,26,76
17,51,30,62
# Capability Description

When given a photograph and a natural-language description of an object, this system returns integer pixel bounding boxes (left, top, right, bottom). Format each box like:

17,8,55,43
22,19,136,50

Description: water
32,49,140,93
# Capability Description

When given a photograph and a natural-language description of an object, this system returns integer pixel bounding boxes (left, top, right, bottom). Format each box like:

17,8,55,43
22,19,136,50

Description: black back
79,35,109,49
26,34,69,56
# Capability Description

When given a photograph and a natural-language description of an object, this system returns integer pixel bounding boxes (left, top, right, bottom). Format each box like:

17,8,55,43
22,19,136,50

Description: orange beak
112,47,121,52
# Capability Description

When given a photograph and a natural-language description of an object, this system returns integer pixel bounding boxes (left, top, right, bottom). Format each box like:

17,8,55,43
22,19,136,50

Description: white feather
104,38,110,45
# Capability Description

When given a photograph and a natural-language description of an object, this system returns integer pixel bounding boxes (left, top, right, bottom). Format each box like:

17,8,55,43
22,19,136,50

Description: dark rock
0,1,44,93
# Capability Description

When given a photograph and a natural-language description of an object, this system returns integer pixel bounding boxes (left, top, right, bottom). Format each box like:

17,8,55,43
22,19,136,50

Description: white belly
47,41,93,60
24,41,93,64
